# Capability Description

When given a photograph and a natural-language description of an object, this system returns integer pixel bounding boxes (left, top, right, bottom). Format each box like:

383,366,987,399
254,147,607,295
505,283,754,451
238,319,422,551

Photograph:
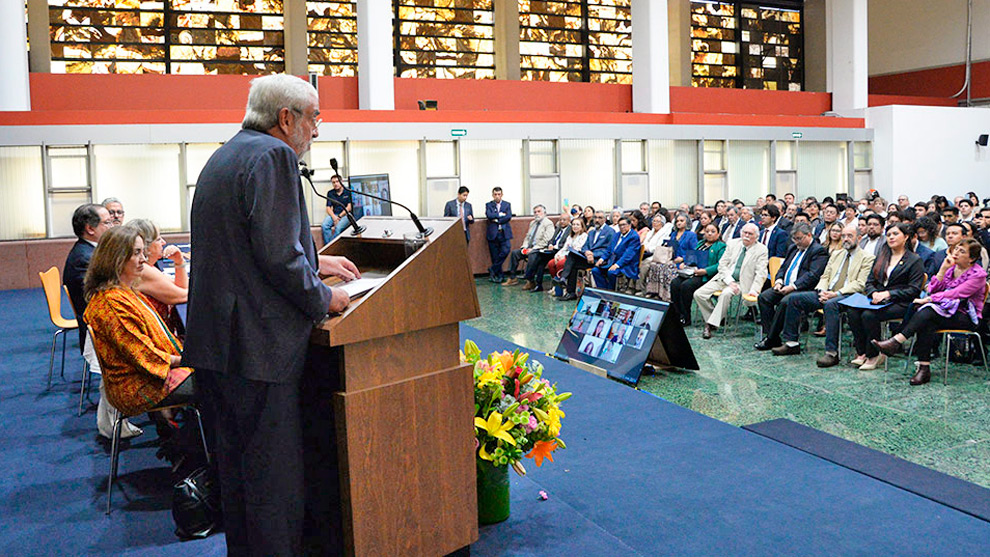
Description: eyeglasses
292,108,322,127
108,210,125,216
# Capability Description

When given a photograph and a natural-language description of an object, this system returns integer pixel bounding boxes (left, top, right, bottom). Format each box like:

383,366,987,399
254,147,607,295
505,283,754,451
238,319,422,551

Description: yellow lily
478,443,493,461
474,411,516,446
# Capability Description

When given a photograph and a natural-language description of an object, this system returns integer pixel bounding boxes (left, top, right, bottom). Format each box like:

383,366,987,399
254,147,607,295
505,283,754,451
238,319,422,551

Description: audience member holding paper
642,212,697,301
844,223,926,370
668,224,726,325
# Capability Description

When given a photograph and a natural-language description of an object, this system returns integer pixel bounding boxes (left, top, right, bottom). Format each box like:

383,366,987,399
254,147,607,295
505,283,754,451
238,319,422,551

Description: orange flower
495,351,515,374
526,440,557,467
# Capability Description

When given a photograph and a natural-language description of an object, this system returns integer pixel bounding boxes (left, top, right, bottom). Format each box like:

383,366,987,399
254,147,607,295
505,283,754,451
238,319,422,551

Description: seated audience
759,204,788,258
629,210,650,242
505,204,554,286
558,210,614,301
64,203,142,439
755,223,828,352
822,222,845,254
930,222,967,272
523,213,573,291
720,206,743,241
873,239,987,385
126,219,188,334
860,214,885,256
102,197,126,226
958,221,990,267
916,216,948,252
634,214,669,293
694,223,768,339
592,217,641,292
609,208,623,231
83,226,195,419
846,223,926,370
582,205,596,230
643,212,697,301
669,223,726,325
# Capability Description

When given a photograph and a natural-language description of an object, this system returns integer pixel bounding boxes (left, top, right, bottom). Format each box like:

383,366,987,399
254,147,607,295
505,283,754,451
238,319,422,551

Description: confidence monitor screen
348,173,392,219
555,288,668,385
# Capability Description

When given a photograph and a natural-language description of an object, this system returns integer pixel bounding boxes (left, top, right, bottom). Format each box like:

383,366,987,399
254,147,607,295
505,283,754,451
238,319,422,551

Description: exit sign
791,131,803,139
451,128,468,137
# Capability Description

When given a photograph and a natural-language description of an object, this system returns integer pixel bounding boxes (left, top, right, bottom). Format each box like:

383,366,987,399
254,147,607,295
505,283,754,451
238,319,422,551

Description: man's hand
871,291,888,304
596,258,606,267
584,250,594,264
319,255,361,281
780,285,796,295
329,287,350,313
609,264,619,272
773,280,783,292
913,296,932,305
819,290,837,302
728,283,741,295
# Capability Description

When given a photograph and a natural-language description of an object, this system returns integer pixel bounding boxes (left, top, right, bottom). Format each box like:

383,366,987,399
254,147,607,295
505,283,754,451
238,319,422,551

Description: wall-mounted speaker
978,134,989,147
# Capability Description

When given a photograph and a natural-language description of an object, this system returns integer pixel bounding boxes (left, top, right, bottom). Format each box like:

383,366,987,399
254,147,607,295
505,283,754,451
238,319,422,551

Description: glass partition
94,144,183,232
0,147,46,240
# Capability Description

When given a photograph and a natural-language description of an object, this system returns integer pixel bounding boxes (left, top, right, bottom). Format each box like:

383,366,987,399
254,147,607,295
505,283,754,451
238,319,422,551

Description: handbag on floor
172,466,221,540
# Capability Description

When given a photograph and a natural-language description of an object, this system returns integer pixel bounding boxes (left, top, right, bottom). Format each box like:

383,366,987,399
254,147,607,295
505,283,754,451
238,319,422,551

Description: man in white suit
694,223,768,339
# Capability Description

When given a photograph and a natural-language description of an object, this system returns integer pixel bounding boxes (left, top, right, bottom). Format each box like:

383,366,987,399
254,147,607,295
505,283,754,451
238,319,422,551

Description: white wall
866,105,990,203
869,0,990,75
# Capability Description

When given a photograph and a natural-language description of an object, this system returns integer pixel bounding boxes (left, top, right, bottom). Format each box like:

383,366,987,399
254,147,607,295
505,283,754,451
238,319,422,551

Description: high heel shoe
850,355,866,366
859,354,886,371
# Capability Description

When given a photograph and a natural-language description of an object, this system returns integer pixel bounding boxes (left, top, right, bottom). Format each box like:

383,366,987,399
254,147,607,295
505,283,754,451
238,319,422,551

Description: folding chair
38,267,78,389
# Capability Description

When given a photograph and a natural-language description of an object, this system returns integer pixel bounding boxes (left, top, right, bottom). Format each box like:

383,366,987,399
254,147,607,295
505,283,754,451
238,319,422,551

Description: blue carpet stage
2,286,989,555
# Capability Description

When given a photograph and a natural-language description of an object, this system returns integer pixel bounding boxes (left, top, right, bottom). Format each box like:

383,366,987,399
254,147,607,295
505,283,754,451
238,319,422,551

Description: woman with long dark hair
873,239,987,385
668,223,726,325
846,223,926,370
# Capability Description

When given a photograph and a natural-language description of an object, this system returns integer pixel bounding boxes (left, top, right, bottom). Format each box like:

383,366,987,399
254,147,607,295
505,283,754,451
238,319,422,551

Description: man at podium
184,74,358,556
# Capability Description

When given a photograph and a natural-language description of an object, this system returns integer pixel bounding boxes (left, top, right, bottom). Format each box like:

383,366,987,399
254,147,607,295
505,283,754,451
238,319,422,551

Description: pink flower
525,415,538,433
539,490,549,501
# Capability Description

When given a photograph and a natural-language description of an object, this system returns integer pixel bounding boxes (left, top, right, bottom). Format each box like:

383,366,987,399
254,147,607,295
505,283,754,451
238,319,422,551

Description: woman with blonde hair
823,221,844,254
125,219,187,334
84,226,195,421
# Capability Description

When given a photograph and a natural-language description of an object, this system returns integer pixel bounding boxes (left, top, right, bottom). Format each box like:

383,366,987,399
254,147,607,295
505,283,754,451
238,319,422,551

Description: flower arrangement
463,339,571,475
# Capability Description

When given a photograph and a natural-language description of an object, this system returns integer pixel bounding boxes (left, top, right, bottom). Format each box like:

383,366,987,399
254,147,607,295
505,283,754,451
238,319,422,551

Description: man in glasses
102,197,125,226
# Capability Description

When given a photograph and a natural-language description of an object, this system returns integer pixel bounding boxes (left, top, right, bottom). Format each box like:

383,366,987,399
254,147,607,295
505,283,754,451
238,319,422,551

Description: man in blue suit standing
758,204,788,258
558,210,615,301
593,217,641,291
443,186,474,243
485,187,513,282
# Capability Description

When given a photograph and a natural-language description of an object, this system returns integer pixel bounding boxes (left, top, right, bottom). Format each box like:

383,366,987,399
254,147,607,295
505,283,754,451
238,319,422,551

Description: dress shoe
816,353,840,368
850,355,866,366
872,337,902,357
754,337,780,351
858,354,885,370
521,280,535,290
557,293,577,301
909,363,931,386
812,328,826,337
503,278,519,286
702,324,715,339
772,344,801,356
530,284,544,292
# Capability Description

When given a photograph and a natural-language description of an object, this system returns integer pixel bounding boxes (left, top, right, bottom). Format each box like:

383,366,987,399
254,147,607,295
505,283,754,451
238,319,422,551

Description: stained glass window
691,1,802,91
520,0,631,84
307,1,356,76
393,0,495,79
48,0,285,75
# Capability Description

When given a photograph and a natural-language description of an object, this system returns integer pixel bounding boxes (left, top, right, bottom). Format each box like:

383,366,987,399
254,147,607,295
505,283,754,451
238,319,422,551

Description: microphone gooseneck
329,158,433,238
299,161,366,237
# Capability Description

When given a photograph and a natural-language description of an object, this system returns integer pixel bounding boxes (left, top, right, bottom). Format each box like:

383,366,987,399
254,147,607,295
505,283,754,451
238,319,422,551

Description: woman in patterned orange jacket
83,226,194,417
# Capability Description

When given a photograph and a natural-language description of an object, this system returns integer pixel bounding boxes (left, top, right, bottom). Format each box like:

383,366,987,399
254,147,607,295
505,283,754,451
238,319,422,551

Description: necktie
828,251,851,290
784,249,805,285
732,246,747,282
524,220,537,247
762,228,771,246
458,203,465,230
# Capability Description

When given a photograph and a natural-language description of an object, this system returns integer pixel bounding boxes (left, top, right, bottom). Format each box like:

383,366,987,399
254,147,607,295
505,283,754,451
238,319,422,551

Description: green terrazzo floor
467,278,990,489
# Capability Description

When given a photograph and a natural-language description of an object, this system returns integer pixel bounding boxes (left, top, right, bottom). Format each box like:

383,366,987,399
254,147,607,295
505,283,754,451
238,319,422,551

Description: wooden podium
313,216,481,556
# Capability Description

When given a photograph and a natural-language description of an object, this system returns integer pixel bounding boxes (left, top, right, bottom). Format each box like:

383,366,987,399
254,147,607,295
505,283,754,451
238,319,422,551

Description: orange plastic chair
39,266,78,389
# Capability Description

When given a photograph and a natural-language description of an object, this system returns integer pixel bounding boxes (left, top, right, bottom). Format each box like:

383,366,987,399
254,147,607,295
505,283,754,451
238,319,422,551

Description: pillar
631,0,670,114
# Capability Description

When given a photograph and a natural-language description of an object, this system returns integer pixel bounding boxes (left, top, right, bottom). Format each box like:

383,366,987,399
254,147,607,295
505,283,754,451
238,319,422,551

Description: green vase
476,458,510,524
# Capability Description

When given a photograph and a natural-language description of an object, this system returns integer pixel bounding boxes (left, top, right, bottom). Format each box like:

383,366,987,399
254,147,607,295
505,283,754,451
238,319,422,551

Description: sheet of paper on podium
336,277,387,299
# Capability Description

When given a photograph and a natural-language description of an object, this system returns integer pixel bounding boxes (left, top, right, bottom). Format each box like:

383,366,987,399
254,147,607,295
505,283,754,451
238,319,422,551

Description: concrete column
631,0,670,114
283,0,310,76
27,0,51,73
494,0,520,80
357,0,394,110
1,0,31,110
827,0,868,111
666,0,691,88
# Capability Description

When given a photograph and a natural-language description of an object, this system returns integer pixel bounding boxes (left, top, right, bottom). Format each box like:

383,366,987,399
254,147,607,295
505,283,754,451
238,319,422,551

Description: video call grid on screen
348,173,392,218
555,288,667,384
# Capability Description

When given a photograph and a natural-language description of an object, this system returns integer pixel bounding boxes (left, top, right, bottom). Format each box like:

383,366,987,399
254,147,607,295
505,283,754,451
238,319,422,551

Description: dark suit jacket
485,201,513,241
775,242,828,291
864,251,925,303
582,225,616,263
183,129,333,383
760,225,789,258
63,239,95,352
777,217,793,231
545,225,571,251
915,242,936,277
443,199,473,242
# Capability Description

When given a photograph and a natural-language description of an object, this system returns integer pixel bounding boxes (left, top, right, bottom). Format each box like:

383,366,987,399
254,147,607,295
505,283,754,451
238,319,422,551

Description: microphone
330,158,433,238
299,161,366,237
